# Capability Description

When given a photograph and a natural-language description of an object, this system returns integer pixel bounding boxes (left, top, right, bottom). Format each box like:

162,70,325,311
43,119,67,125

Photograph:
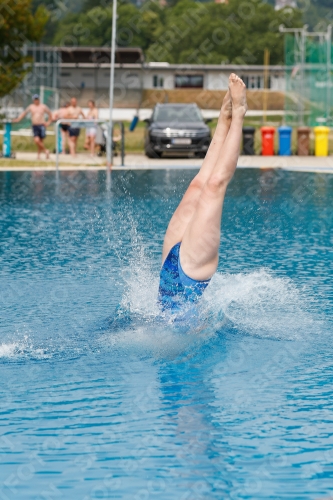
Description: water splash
114,239,318,348
119,218,161,319
0,333,79,361
202,269,316,340
0,342,19,358
0,336,33,358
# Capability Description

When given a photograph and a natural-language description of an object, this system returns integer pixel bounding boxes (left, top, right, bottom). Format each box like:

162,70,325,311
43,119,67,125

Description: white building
7,46,286,110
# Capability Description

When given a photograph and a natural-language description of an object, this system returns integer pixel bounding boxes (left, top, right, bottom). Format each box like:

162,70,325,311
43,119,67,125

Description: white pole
107,0,117,170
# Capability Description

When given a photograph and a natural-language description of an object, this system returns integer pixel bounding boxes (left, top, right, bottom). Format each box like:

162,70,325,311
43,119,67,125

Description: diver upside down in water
158,73,248,312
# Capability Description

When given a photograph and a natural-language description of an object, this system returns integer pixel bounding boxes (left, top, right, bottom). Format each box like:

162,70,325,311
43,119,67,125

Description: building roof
58,46,144,65
55,62,286,71
31,46,286,71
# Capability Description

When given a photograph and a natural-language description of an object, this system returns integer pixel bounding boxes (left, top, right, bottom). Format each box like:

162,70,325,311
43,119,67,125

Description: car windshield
153,106,202,123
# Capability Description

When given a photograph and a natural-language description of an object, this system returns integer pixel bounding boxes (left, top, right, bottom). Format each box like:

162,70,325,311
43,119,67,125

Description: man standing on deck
13,95,52,159
67,97,86,156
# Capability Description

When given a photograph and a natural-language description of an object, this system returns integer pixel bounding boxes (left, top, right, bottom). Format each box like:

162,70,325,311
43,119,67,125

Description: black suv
144,103,211,158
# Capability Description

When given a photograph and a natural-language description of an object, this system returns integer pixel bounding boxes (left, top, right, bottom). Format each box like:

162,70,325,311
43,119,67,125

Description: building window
175,74,204,88
249,76,257,89
61,72,71,77
241,75,249,88
153,75,164,88
240,75,270,90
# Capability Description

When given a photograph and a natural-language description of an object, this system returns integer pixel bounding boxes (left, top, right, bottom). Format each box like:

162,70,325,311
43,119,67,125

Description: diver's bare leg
179,74,247,281
69,136,76,156
162,92,232,262
34,137,46,159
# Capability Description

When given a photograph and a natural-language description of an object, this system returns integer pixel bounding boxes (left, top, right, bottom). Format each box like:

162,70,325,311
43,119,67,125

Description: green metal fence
11,86,59,131
284,28,333,127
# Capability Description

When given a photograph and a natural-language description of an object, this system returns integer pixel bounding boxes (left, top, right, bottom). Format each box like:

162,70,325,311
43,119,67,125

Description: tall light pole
107,0,117,170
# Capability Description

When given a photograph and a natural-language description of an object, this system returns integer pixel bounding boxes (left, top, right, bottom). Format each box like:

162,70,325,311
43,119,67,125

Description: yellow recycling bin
314,126,330,157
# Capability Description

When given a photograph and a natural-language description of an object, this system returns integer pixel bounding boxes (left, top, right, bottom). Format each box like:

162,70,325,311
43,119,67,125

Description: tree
146,0,302,65
302,0,333,31
30,0,85,44
52,1,164,49
51,0,302,65
0,0,49,97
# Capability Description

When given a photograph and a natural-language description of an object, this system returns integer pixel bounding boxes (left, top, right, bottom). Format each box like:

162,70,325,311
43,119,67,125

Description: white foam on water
0,342,19,358
107,318,205,360
117,241,318,347
0,335,33,359
0,335,54,361
202,269,316,340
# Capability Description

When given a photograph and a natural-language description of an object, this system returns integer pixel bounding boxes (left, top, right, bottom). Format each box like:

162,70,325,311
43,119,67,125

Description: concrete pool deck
1,152,333,174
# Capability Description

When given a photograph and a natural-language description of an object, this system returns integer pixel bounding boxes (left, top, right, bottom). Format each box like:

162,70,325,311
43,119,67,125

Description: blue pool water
0,168,332,499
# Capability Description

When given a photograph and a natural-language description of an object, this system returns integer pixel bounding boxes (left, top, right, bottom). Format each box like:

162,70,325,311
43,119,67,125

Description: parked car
144,103,211,158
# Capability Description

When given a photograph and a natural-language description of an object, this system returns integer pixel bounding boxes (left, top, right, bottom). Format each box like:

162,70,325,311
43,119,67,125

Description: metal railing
55,119,125,174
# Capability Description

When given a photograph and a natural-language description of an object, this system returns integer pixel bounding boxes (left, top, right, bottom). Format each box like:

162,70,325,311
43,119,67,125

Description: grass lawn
0,159,109,168
0,159,53,168
5,122,146,155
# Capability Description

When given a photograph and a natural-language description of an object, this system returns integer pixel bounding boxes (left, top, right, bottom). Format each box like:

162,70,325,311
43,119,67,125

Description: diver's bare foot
45,149,50,159
229,73,247,117
221,90,232,121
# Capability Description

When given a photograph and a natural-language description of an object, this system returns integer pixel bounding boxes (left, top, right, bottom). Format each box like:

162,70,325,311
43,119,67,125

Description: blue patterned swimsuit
158,243,210,313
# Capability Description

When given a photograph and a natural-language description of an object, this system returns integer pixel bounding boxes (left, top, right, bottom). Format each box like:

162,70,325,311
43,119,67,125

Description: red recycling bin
261,126,275,156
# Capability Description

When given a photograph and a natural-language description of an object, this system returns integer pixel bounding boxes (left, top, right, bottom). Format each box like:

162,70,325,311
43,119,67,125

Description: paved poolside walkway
1,152,333,174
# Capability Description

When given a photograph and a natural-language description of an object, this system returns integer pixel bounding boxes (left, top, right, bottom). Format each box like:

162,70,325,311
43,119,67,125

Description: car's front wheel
145,144,162,159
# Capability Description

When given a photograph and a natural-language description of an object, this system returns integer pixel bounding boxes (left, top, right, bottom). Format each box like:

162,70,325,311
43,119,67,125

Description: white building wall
116,70,141,90
143,69,174,89
59,66,286,92
206,71,229,90
60,68,142,90
270,75,285,91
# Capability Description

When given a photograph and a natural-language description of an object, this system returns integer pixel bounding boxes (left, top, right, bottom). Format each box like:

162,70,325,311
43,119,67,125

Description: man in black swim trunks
67,97,85,156
13,94,52,159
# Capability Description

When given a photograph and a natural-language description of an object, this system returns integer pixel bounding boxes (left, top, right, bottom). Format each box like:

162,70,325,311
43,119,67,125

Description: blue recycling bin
278,126,292,156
